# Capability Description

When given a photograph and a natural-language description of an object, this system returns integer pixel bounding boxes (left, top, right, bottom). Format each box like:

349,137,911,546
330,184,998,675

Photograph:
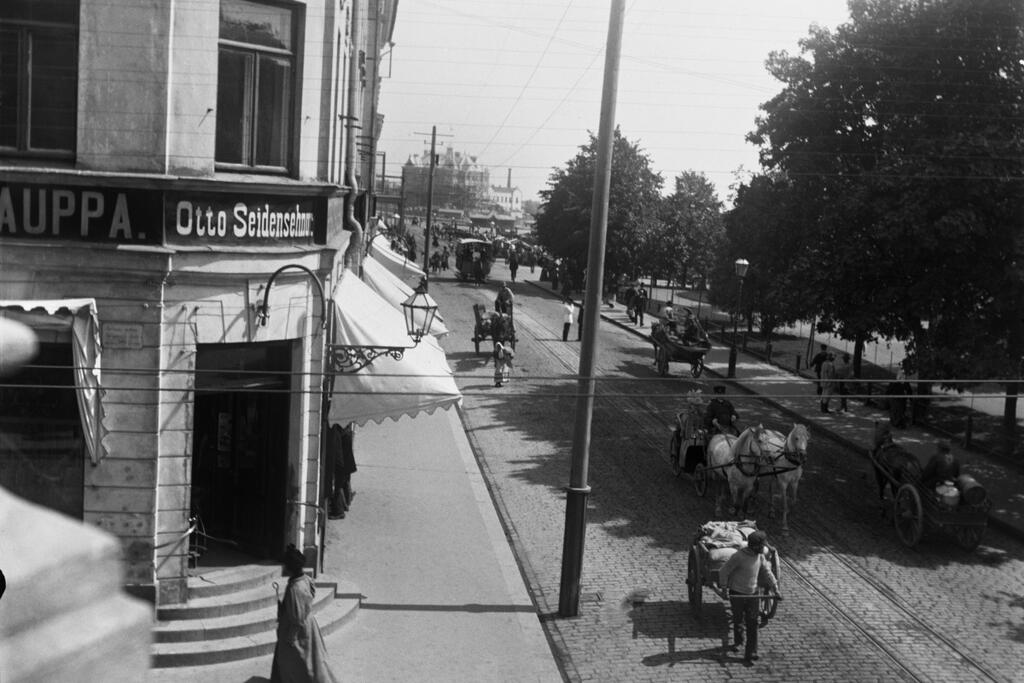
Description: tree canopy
735,0,1023,383
535,128,663,283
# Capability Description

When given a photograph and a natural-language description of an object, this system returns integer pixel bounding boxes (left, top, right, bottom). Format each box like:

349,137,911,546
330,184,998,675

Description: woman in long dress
270,545,340,683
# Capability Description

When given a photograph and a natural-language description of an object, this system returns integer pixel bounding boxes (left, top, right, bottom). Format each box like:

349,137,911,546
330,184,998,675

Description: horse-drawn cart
471,303,517,354
868,435,989,551
650,321,711,377
685,520,781,620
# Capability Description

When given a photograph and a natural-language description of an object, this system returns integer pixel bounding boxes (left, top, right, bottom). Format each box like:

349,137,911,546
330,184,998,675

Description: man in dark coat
327,423,357,519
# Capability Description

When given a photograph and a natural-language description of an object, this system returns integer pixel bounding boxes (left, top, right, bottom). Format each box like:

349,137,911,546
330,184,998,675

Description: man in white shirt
562,299,574,341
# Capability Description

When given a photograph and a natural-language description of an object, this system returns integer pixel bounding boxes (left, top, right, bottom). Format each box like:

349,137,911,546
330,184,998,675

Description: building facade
0,0,395,606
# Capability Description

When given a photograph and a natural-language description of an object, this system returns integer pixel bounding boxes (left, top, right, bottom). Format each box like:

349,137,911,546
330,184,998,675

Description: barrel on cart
868,435,990,551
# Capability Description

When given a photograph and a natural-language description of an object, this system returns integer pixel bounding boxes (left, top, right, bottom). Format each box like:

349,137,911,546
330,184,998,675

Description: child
492,340,514,387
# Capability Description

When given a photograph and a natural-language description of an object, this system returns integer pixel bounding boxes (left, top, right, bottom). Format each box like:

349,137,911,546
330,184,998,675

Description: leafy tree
710,173,818,341
746,0,1024,426
657,171,725,289
535,128,663,284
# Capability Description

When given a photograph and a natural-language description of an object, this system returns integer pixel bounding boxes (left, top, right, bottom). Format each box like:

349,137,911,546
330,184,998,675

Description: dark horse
871,422,921,514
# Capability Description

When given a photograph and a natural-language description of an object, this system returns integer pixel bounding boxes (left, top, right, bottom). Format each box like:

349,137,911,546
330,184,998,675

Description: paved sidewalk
150,407,563,682
577,290,1024,543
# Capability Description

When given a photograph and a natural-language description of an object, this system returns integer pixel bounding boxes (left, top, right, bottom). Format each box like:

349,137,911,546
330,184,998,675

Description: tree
535,128,663,284
746,0,1024,427
657,171,725,289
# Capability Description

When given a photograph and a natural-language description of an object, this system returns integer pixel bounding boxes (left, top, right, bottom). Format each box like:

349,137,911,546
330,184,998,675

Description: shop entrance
191,342,292,560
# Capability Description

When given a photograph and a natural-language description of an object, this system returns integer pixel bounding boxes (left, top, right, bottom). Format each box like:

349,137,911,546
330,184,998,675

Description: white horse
762,424,810,531
707,425,768,517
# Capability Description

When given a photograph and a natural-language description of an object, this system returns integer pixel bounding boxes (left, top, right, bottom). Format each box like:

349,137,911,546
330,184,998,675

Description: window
216,0,297,172
0,0,79,158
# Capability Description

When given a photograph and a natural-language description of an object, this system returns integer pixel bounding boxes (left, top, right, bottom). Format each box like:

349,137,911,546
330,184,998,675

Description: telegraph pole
412,127,453,285
558,0,624,618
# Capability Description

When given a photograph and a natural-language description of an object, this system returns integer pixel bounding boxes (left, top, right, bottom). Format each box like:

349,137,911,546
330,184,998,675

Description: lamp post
727,258,749,378
256,265,438,572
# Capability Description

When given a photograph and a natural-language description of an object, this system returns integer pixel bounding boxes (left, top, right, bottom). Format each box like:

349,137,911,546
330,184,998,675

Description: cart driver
704,385,739,435
719,530,781,663
921,440,961,490
495,282,514,314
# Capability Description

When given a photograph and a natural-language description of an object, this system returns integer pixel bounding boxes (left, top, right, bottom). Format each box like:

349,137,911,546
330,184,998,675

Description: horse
761,424,810,531
707,425,769,517
870,421,920,515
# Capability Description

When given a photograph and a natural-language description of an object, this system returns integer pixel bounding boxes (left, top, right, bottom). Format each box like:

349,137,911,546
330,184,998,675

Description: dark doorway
0,342,84,519
192,342,292,560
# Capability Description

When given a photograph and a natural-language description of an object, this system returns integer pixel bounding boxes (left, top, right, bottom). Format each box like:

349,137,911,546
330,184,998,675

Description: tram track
464,299,1015,681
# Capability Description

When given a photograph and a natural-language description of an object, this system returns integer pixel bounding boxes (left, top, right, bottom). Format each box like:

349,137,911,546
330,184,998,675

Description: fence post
795,354,801,373
964,414,973,448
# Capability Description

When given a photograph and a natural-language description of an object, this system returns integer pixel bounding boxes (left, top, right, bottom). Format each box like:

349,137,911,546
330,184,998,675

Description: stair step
187,563,280,599
154,584,335,642
151,582,359,668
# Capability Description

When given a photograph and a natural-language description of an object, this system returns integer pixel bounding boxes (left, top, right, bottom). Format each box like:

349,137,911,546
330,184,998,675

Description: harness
762,432,806,476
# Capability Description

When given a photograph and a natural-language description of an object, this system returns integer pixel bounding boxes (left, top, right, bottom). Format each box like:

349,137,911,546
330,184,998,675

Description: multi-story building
0,0,400,611
401,146,490,215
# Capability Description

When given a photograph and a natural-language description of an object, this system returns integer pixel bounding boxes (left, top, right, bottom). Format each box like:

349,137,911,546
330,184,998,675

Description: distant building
486,185,523,220
402,147,490,214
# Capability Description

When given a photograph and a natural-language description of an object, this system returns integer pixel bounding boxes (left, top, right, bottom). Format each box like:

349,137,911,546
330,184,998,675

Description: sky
377,0,854,206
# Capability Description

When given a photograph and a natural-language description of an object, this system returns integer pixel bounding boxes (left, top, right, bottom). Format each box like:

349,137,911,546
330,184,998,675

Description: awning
362,256,449,338
368,234,426,286
0,299,105,464
327,271,461,426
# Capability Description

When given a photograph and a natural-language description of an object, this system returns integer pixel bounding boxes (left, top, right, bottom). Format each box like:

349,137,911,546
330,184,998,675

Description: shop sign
0,182,162,244
166,193,326,246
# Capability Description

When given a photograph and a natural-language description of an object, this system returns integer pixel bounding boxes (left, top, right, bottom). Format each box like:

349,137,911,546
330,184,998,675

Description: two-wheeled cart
868,443,989,551
650,320,712,378
471,303,517,354
685,521,781,621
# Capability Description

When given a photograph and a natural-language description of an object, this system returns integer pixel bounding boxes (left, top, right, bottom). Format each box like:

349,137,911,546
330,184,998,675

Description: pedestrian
624,283,637,322
492,339,514,387
327,423,357,519
809,344,828,396
888,369,912,428
495,281,514,314
819,353,837,413
508,249,519,282
270,545,340,683
837,353,853,413
441,246,450,271
634,285,648,326
718,530,780,664
551,260,560,291
562,298,574,342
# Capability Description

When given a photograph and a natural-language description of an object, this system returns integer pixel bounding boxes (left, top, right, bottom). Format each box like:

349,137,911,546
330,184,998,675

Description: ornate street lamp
727,258,749,378
256,264,438,373
329,281,438,373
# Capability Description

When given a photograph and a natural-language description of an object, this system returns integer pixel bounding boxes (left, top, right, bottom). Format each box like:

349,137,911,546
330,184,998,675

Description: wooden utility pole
558,0,625,618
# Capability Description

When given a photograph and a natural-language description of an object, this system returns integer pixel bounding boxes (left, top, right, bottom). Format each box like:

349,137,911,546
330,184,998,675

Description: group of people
809,344,853,414
428,246,450,274
622,283,649,326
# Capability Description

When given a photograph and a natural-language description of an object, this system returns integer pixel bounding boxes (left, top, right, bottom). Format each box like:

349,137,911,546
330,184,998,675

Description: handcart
685,520,781,621
471,303,517,354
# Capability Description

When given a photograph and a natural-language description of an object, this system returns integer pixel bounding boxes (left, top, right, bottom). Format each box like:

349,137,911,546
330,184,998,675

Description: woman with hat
719,531,781,664
270,545,339,682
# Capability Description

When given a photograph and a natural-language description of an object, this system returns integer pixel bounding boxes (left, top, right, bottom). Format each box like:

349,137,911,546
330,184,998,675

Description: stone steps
151,564,360,668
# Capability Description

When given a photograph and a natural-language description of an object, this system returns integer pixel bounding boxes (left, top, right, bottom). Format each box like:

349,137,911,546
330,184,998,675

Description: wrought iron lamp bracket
329,344,409,373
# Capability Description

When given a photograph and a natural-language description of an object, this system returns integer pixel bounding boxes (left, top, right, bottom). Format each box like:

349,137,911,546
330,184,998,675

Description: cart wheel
894,484,924,547
657,349,669,377
669,430,683,477
686,547,702,614
952,525,984,551
510,336,517,351
760,548,781,620
693,462,708,497
691,357,704,378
